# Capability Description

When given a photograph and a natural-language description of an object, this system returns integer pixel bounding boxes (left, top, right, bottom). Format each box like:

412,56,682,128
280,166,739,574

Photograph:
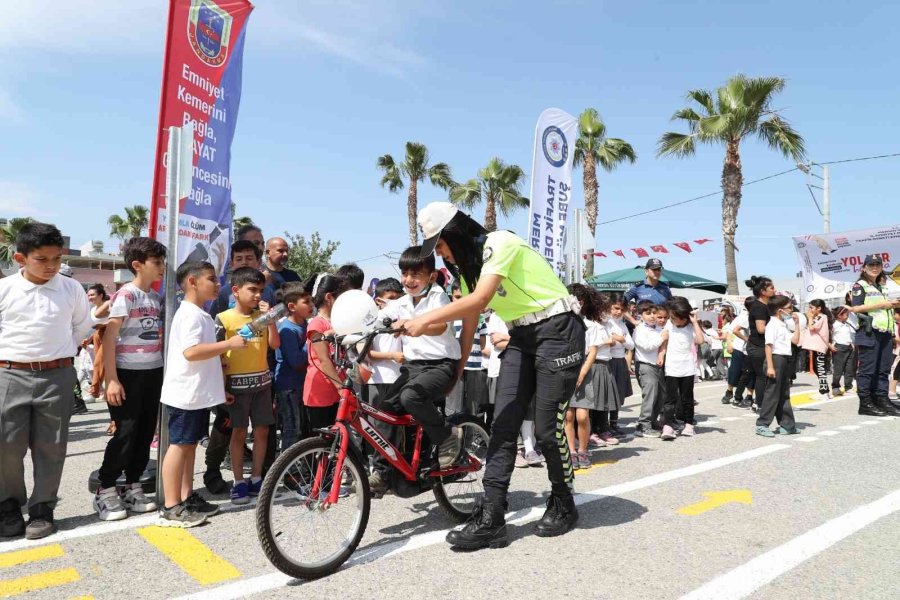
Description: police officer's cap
645,258,663,270
863,254,884,266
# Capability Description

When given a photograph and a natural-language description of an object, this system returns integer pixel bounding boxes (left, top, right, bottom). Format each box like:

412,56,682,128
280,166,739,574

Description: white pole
822,165,830,233
574,209,583,284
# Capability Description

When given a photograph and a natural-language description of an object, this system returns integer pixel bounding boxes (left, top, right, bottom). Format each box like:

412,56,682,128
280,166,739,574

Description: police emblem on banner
188,0,233,67
541,126,568,168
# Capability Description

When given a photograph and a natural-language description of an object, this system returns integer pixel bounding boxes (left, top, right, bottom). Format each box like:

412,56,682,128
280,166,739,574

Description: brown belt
0,358,74,371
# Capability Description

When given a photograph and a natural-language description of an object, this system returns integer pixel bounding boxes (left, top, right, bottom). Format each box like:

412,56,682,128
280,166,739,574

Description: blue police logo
542,126,568,168
188,0,232,67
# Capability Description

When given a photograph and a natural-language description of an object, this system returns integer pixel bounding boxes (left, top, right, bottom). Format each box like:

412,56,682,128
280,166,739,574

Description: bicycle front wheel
432,416,490,522
255,436,370,580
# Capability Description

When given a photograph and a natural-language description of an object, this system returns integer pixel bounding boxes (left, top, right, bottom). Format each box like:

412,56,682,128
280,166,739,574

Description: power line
597,151,899,227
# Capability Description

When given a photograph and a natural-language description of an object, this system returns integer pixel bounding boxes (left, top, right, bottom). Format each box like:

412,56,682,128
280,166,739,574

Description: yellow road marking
0,544,64,568
575,458,618,473
0,567,80,596
678,489,753,516
69,596,95,600
138,526,240,585
791,392,818,406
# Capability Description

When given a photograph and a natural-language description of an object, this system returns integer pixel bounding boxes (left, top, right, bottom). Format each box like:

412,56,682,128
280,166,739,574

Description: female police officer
398,202,585,550
847,254,900,416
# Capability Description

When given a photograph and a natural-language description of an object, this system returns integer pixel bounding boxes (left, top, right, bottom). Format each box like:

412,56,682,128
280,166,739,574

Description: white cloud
0,182,58,219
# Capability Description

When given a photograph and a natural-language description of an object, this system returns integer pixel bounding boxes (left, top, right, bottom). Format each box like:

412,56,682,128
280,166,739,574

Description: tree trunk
721,139,744,295
484,194,498,232
582,153,599,277
407,179,418,246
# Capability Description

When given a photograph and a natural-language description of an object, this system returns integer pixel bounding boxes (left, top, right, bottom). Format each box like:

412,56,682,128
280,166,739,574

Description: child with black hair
659,296,705,440
756,295,800,437
590,293,624,446
303,273,351,431
633,301,665,437
215,267,281,505
209,240,275,318
801,299,833,399
724,297,756,407
607,297,634,435
94,237,167,522
274,282,313,450
0,223,96,539
336,263,366,290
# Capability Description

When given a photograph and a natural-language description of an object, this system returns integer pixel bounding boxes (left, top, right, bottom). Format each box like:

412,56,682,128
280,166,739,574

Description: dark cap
863,254,884,266
645,258,663,270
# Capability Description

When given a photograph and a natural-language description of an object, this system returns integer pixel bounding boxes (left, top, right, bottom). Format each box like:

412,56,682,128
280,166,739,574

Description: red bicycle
255,324,489,579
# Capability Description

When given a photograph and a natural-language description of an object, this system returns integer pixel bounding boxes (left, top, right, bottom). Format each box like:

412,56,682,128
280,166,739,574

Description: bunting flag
593,251,607,258
674,242,692,253
631,247,649,258
694,238,713,245
613,249,625,258
650,244,668,253
589,236,714,260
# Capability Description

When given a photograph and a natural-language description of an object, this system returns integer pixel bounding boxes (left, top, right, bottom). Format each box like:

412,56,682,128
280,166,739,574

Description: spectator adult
263,237,301,288
236,224,264,256
744,275,776,411
624,258,673,309
336,263,365,290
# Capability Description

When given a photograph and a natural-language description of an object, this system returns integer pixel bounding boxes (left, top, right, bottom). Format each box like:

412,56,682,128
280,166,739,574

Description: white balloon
331,290,379,336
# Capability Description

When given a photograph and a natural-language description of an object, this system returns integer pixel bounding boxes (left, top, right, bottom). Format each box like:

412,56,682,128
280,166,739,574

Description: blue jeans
275,389,302,451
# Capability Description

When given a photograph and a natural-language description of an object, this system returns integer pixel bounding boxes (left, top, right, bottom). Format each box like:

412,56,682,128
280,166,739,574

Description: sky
1,0,898,290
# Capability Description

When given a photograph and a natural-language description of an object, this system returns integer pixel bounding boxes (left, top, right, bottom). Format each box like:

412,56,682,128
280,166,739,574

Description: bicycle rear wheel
255,436,370,579
432,416,490,522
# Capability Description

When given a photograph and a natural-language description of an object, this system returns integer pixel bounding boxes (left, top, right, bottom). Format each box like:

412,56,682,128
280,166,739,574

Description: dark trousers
857,331,894,398
98,368,162,489
831,344,856,390
745,344,767,403
482,312,584,505
756,354,795,429
635,361,663,427
205,408,230,475
382,359,455,444
364,383,396,477
664,375,695,425
306,404,338,430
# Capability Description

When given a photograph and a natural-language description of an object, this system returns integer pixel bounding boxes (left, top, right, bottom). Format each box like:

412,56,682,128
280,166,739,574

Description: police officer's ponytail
440,212,488,293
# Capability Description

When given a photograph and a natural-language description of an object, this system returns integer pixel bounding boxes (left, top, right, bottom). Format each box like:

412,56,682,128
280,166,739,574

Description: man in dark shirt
624,258,673,306
264,237,301,288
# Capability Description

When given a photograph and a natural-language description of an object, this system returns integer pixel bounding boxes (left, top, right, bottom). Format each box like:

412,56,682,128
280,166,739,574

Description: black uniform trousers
857,331,894,399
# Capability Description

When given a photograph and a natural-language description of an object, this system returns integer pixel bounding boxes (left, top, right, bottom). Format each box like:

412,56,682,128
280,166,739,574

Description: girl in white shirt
756,295,801,437
659,297,705,440
607,299,634,436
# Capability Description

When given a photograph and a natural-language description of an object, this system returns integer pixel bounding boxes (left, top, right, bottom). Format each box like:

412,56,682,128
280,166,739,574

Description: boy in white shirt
831,307,857,396
380,247,464,470
0,223,96,539
756,295,800,437
158,261,247,527
633,301,664,438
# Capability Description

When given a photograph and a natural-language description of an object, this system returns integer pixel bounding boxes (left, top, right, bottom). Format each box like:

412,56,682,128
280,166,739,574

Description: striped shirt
454,318,488,370
109,283,163,370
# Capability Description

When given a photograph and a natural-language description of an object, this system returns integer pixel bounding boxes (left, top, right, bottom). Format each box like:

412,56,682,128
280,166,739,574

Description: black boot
535,493,579,538
874,395,900,417
0,498,25,538
858,396,887,417
446,496,508,550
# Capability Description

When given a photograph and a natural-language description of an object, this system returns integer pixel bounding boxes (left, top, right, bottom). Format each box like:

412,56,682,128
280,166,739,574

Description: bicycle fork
310,422,351,507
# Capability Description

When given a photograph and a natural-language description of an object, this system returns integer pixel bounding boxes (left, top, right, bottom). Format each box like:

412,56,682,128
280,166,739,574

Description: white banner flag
527,108,578,272
792,225,900,300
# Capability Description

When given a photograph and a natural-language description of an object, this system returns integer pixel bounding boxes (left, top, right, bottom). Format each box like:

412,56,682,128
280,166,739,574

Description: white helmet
331,290,379,337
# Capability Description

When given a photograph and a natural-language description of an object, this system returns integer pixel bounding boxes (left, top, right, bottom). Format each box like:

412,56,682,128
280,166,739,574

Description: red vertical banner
150,0,254,275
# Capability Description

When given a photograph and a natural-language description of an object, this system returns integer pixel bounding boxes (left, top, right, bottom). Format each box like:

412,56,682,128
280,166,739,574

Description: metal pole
822,165,830,233
574,209,584,284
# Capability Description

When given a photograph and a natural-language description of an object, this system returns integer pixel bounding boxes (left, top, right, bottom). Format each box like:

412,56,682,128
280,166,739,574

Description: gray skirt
610,357,633,401
570,365,597,410
593,360,622,411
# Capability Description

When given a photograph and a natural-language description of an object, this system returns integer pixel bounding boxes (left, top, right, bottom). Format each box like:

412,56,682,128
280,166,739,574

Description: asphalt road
3,373,900,600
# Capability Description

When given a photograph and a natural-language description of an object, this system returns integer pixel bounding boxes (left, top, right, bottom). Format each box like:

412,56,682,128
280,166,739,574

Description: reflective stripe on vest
859,280,892,332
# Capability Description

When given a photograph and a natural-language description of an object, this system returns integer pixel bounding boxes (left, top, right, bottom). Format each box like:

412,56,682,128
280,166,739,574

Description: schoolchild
831,307,857,396
607,297,634,435
633,301,664,438
565,284,603,469
659,296,705,440
755,295,800,437
273,282,313,450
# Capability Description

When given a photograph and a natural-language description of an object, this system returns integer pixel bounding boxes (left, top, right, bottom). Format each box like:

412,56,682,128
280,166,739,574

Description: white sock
520,420,536,455
251,476,262,484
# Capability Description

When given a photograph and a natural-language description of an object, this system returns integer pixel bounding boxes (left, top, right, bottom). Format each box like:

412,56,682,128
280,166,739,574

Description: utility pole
822,165,830,233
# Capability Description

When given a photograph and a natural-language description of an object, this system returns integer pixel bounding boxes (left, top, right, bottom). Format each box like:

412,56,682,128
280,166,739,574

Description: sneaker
230,481,250,505
368,471,389,496
577,452,591,469
751,402,759,413
94,488,128,521
523,450,544,466
247,478,262,497
158,503,206,528
122,484,157,513
660,425,676,441
0,499,25,538
608,424,628,439
186,492,220,517
681,424,695,437
25,513,56,540
634,425,660,438
755,426,776,438
721,391,734,404
819,392,832,401
736,398,753,409
72,404,90,416
199,436,210,448
588,433,606,448
772,426,800,435
514,451,529,468
437,427,463,468
832,388,844,397
598,432,620,446
203,471,231,495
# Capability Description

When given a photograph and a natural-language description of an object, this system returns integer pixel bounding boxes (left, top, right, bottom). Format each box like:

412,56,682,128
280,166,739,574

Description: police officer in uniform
847,254,900,416
624,258,673,305
399,203,585,550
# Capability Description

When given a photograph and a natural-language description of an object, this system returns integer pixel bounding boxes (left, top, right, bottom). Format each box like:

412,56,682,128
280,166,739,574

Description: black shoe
858,397,887,417
874,396,900,416
186,492,220,517
721,390,733,404
446,497,508,550
535,493,579,538
25,505,55,540
0,498,25,538
71,404,90,416
203,471,231,495
736,397,753,409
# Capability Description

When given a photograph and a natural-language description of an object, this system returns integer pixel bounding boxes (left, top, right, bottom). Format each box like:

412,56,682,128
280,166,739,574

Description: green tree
450,157,529,232
0,217,35,266
573,108,636,277
230,201,254,236
657,74,805,294
284,231,341,280
377,142,454,246
108,205,150,242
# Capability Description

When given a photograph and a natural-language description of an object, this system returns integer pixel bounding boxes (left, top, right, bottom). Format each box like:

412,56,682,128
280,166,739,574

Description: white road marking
792,437,821,443
175,444,791,600
838,425,861,431
817,430,841,437
680,487,900,600
741,414,757,418
859,420,882,425
702,421,719,427
722,417,741,422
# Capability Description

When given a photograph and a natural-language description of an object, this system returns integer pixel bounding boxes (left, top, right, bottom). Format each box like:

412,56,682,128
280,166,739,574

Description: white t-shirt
161,301,226,410
832,320,856,346
731,312,749,354
485,313,508,378
369,312,402,385
664,321,697,377
765,317,793,356
591,320,613,361
634,321,663,365
381,285,461,361
704,327,722,349
607,317,634,358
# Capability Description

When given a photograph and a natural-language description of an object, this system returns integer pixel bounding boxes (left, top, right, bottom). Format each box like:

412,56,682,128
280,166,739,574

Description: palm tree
657,74,805,294
449,157,529,232
573,108,636,276
230,201,253,235
377,142,454,245
108,205,150,242
0,217,35,266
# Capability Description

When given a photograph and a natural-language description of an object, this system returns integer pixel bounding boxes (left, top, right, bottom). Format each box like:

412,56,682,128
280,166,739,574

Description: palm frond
403,141,429,181
496,188,529,216
428,162,454,190
449,179,482,210
758,115,806,161
686,89,716,116
377,154,404,192
672,107,703,133
742,76,785,109
657,132,698,158
596,138,637,172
